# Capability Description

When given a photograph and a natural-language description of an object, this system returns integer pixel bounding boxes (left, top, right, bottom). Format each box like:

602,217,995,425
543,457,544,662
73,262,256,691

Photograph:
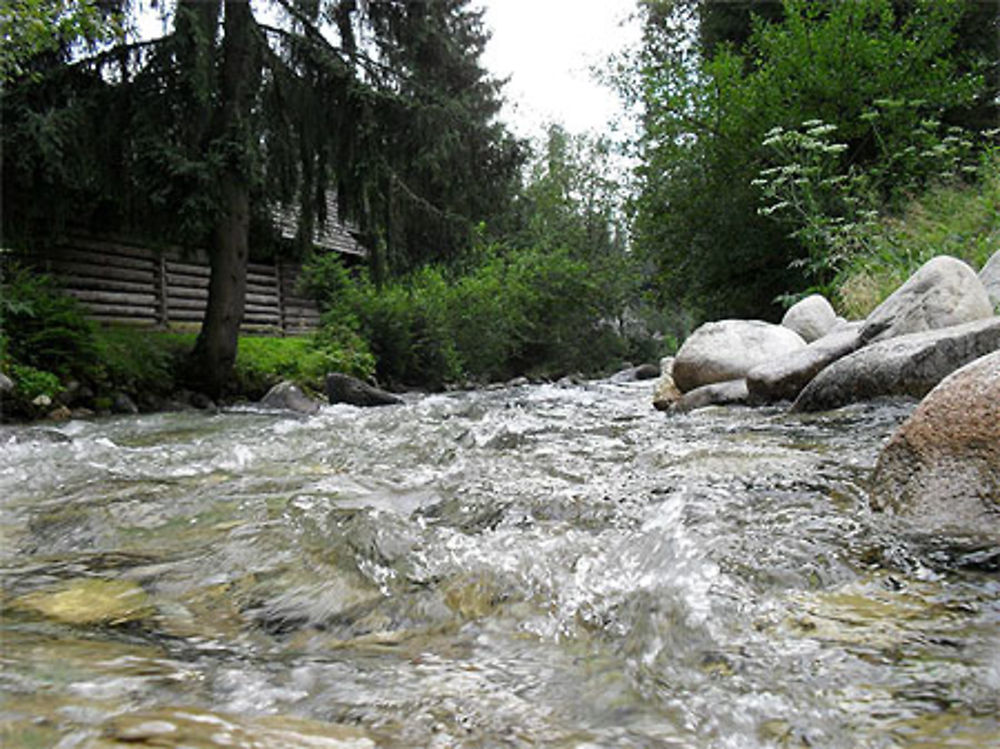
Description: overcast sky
480,0,640,139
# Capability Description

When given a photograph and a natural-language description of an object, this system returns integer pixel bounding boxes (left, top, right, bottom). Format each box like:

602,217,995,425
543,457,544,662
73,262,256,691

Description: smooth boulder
792,317,1000,412
672,320,806,393
671,379,749,413
980,250,1000,309
781,294,838,343
869,350,1000,541
747,323,862,404
261,381,321,415
325,373,402,407
861,255,993,344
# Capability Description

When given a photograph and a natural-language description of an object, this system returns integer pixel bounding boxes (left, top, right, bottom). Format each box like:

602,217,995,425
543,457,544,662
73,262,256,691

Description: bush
302,246,653,389
232,334,374,399
1,262,99,377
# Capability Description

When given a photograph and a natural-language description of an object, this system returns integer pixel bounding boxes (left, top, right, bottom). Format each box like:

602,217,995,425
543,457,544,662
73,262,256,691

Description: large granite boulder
672,320,806,393
869,350,1000,542
671,379,749,413
747,323,862,404
861,255,993,344
792,317,1000,412
980,250,1000,309
261,380,321,415
781,294,838,343
325,373,403,407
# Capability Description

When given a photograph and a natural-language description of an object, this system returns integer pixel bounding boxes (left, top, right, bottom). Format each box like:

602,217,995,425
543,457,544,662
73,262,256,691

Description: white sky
480,0,640,139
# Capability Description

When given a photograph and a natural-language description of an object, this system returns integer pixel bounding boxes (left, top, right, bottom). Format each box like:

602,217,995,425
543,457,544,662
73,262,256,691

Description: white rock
781,294,838,343
861,255,993,343
672,320,806,393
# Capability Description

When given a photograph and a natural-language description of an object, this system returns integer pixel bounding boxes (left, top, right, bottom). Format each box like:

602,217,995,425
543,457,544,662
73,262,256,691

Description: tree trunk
190,175,250,396
189,0,257,396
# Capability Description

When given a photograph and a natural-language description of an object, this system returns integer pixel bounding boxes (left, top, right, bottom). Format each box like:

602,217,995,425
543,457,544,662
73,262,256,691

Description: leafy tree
2,0,523,395
626,0,993,321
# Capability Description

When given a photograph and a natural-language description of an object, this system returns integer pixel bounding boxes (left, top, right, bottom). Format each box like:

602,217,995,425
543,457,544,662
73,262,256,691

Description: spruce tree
2,0,523,395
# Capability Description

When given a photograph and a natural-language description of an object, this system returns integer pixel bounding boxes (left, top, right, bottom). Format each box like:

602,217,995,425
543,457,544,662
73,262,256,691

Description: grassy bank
832,153,1000,319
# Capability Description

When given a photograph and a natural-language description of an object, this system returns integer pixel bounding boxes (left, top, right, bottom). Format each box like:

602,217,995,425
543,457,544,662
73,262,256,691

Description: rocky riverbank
653,251,1000,539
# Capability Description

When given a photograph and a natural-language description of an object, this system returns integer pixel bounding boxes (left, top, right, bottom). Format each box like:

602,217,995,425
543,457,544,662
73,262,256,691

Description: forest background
1,0,998,418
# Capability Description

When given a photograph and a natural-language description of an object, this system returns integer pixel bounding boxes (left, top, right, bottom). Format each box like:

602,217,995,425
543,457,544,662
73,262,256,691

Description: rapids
1,380,998,748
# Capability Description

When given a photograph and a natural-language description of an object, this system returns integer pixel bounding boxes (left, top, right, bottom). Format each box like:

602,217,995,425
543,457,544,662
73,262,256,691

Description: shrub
1,262,99,377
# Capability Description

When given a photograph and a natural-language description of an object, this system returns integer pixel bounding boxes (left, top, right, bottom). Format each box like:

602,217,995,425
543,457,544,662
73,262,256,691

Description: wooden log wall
26,236,322,336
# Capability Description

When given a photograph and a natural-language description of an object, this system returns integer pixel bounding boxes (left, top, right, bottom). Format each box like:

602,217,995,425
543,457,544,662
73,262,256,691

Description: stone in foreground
261,380,321,415
325,373,402,407
869,350,1000,542
861,255,993,344
673,319,806,393
792,317,1000,412
781,294,838,343
747,324,862,404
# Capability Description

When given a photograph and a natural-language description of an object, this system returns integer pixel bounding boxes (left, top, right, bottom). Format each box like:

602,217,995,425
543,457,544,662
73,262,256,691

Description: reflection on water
1,382,998,748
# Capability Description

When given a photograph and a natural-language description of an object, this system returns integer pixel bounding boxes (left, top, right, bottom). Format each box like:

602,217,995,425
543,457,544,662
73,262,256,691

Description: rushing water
1,380,998,748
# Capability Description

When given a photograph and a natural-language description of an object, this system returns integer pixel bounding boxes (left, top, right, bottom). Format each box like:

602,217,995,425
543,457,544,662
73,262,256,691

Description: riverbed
1,380,998,747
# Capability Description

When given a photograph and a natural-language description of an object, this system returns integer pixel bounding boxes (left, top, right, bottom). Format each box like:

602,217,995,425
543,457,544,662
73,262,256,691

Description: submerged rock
793,317,1000,412
325,373,402,407
781,294,838,343
869,350,1000,542
671,378,749,413
673,320,806,392
861,255,993,344
13,578,153,626
747,324,862,404
980,250,1000,309
261,380,321,415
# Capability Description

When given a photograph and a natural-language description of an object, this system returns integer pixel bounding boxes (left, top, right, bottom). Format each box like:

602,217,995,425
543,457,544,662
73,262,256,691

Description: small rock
671,378,749,413
31,394,52,408
0,373,13,395
869,350,1000,542
260,381,320,415
47,405,72,421
673,320,806,392
111,392,139,415
980,250,1000,309
793,317,1000,412
325,373,403,407
652,357,681,411
861,255,993,343
71,407,95,419
188,392,217,411
781,294,838,343
506,376,530,388
611,363,660,382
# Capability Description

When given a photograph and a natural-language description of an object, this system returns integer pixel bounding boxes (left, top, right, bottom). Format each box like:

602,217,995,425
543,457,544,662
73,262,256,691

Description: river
1,380,998,748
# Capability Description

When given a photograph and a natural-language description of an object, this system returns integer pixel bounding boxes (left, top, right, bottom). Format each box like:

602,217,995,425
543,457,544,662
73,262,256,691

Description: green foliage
627,0,993,321
92,328,192,395
304,245,650,389
0,0,124,83
232,335,374,399
1,263,99,377
836,151,1000,318
10,363,62,401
